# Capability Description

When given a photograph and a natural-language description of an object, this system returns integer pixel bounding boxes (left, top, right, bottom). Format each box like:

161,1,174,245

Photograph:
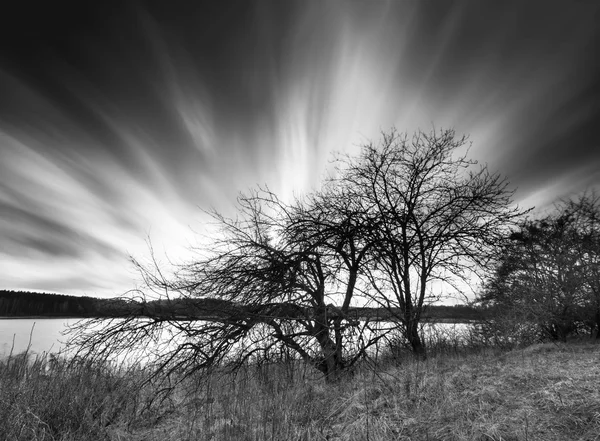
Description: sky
1,0,599,298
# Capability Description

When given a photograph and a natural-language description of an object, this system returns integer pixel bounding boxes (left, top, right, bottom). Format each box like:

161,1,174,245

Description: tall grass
0,349,162,441
1,336,599,440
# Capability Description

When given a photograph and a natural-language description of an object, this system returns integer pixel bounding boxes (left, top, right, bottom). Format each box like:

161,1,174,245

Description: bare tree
284,180,388,376
70,189,384,382
69,127,524,379
334,128,524,356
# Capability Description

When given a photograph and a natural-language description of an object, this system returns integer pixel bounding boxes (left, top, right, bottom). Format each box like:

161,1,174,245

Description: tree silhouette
480,193,600,342
70,189,385,382
70,128,524,379
333,128,524,356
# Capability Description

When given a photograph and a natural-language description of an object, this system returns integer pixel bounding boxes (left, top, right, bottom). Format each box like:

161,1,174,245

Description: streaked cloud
0,1,598,296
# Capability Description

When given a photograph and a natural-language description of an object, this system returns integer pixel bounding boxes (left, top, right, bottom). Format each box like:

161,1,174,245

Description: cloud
0,1,599,296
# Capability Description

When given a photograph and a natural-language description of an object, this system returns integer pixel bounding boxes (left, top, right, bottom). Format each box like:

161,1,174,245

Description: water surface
0,318,81,356
0,317,473,361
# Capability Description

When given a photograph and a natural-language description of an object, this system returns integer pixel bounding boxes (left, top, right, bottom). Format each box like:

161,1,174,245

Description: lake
0,318,81,357
0,318,473,361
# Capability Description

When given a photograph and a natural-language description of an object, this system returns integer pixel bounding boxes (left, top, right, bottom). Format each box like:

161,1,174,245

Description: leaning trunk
403,298,426,359
314,306,344,382
316,330,343,382
406,319,426,359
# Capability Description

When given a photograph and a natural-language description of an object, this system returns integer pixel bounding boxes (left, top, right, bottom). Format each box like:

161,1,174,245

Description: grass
1,339,599,440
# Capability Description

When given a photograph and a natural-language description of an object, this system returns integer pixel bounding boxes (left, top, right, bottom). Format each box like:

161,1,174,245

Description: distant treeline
0,290,484,321
351,304,484,322
0,290,136,317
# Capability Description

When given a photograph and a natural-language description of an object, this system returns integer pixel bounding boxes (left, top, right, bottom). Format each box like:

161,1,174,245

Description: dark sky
1,1,599,297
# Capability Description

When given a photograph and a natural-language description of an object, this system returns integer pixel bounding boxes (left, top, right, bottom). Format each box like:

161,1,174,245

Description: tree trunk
314,305,344,382
406,319,426,359
316,332,343,382
548,322,570,342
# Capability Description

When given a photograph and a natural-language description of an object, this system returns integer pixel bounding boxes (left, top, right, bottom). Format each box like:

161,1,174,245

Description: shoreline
0,316,90,320
0,315,481,324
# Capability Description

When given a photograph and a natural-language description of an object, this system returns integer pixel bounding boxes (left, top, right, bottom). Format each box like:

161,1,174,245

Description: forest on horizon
0,289,483,322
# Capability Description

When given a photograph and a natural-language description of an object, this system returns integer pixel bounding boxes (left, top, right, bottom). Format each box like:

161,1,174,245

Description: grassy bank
1,340,599,440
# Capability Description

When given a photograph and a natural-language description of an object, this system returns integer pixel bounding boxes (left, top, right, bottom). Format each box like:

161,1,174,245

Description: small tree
562,192,600,337
334,128,524,357
479,214,589,342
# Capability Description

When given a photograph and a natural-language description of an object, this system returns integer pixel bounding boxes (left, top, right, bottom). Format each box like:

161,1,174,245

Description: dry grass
2,340,599,440
0,352,160,441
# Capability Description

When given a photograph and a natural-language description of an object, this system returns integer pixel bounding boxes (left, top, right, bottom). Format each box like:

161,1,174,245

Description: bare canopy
69,128,525,379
